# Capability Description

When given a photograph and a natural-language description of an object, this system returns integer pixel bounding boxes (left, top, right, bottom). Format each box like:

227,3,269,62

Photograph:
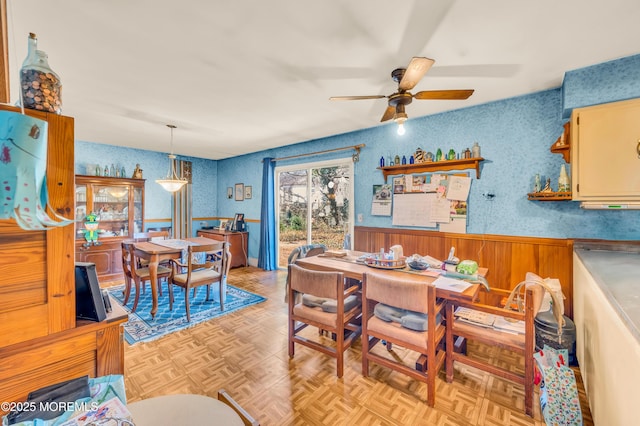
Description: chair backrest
133,230,170,242
184,242,231,276
364,270,434,314
121,240,136,279
289,263,342,300
287,243,327,265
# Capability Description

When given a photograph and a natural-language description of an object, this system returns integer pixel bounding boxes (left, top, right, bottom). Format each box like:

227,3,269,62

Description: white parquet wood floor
114,267,593,426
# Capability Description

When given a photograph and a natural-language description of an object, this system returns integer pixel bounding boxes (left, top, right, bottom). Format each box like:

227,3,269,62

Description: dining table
133,236,220,319
295,250,485,303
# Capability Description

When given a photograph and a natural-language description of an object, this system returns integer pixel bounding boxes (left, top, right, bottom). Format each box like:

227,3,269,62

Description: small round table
127,394,244,426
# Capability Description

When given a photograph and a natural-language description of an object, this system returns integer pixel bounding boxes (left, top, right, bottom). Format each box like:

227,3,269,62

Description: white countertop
574,248,640,343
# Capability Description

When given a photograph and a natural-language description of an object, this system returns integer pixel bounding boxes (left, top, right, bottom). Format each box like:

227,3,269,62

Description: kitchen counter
574,247,640,343
573,242,640,424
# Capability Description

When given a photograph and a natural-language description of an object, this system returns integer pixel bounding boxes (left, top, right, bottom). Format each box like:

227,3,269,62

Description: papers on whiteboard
446,176,471,201
433,275,473,293
392,193,438,227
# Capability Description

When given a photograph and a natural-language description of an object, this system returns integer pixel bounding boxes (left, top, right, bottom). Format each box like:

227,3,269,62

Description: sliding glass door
276,158,353,268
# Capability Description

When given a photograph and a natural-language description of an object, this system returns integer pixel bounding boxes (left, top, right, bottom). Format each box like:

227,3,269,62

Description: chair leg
168,283,174,311
336,325,344,378
288,316,295,358
122,277,132,305
219,282,225,311
131,278,142,312
185,286,191,322
445,303,455,383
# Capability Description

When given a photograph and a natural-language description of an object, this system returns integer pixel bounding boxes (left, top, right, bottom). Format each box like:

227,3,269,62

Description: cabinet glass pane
94,185,129,237
75,185,87,240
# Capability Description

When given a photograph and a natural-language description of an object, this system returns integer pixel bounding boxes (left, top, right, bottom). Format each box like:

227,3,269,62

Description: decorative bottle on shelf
401,155,407,165
394,155,400,165
20,33,62,114
435,148,443,161
558,164,570,192
379,156,385,167
534,174,541,193
409,155,414,164
104,165,109,176
471,142,481,158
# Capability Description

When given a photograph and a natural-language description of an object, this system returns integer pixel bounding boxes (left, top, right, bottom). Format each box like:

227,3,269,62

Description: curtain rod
263,144,365,163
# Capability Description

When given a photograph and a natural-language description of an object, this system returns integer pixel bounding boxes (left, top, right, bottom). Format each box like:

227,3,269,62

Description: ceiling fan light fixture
394,111,408,135
156,124,188,193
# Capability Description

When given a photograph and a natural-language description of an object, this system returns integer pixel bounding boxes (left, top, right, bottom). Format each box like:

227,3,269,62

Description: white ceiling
6,1,640,160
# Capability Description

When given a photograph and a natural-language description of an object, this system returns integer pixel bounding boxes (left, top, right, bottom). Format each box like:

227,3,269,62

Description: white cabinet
571,98,640,201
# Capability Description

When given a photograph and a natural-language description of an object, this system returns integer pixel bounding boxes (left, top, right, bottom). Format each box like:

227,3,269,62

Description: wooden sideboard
197,229,248,268
0,106,126,413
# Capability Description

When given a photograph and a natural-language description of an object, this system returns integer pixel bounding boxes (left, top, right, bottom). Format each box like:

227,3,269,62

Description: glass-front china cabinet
75,175,145,281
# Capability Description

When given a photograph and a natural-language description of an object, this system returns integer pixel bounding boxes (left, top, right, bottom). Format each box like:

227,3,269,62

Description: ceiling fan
330,57,474,135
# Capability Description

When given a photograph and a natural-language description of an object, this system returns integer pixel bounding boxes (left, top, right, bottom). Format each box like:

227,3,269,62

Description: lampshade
156,125,187,192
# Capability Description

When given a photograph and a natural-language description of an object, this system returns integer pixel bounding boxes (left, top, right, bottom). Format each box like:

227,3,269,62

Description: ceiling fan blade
414,89,475,100
329,95,386,101
380,106,395,122
398,57,435,91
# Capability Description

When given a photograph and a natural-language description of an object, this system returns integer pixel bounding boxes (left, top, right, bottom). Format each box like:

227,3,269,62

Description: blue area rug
108,283,266,345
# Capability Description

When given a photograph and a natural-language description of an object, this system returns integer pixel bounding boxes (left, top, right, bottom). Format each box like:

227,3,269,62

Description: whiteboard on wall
392,193,438,227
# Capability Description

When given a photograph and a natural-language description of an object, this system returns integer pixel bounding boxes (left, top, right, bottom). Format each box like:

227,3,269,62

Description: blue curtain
258,157,277,270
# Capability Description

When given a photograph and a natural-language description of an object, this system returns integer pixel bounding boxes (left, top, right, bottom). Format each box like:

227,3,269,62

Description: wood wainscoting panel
354,227,574,318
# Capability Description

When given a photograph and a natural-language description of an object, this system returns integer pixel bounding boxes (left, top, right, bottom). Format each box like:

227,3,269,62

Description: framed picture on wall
227,187,233,199
235,183,244,201
245,185,252,199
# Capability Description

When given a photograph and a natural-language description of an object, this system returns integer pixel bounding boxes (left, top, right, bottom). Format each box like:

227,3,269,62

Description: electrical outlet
357,214,363,223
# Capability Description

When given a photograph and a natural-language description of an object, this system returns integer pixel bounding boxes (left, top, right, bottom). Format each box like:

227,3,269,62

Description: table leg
148,257,159,319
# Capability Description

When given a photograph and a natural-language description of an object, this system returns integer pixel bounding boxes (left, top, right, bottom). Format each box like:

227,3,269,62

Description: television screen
74,262,107,322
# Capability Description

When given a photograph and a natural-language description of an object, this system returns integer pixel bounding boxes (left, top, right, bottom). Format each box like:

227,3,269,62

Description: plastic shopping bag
534,345,583,426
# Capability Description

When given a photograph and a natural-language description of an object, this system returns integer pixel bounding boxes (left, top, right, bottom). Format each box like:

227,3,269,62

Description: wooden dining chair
361,271,446,407
288,264,361,378
217,389,259,426
167,242,232,321
133,230,172,280
121,241,172,312
133,230,170,242
445,284,539,417
284,243,326,304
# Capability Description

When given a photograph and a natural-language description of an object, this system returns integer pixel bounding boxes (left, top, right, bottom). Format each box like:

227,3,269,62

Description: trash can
534,310,577,365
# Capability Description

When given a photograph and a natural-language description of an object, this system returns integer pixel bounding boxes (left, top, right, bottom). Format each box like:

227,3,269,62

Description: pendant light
156,124,187,192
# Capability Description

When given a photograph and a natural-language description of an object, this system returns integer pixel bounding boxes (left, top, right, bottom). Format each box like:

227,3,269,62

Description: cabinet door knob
637,139,640,158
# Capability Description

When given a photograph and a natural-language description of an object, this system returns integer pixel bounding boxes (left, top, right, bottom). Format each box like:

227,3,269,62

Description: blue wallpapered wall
75,54,640,260
562,53,640,118
75,142,217,224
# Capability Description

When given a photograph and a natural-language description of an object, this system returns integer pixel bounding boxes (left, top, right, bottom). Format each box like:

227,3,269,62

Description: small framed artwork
244,185,252,199
235,183,244,201
219,219,228,231
227,187,233,199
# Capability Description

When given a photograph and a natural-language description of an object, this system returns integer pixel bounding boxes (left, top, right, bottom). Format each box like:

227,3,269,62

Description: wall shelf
550,121,571,163
377,157,484,182
527,191,572,201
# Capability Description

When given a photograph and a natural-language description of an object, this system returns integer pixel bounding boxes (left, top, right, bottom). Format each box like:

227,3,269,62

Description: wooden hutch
75,175,145,281
0,106,127,412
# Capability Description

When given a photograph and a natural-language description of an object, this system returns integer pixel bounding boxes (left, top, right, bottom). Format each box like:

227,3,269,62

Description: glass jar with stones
20,33,62,114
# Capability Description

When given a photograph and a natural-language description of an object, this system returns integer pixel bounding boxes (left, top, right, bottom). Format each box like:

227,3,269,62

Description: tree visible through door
276,160,352,268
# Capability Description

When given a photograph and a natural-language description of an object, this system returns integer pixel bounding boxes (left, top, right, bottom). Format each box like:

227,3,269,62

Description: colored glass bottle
401,155,407,165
